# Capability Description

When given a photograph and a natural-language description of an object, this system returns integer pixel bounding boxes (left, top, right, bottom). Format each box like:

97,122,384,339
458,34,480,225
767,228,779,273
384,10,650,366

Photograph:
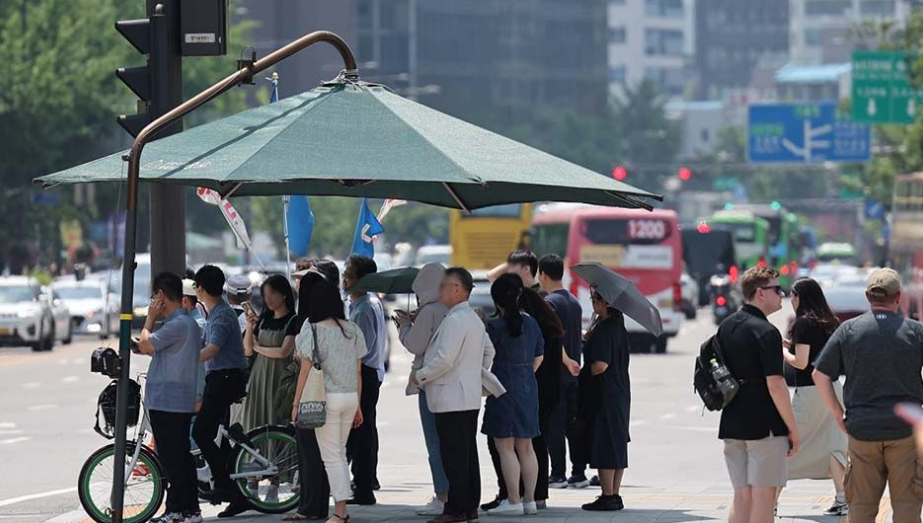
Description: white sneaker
523,501,538,515
487,500,524,516
181,513,203,523
149,513,184,523
415,496,445,516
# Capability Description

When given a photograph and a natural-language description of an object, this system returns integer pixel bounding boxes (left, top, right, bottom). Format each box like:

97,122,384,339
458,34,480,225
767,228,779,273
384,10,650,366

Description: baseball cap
182,279,196,297
225,274,253,297
866,268,901,297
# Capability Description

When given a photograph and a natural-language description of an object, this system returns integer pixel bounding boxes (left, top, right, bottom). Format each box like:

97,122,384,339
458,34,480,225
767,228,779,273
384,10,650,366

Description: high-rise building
695,0,790,100
607,0,695,98
789,0,913,65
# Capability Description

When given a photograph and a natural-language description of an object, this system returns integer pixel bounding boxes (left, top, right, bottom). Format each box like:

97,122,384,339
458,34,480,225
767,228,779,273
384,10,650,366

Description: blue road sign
748,102,871,164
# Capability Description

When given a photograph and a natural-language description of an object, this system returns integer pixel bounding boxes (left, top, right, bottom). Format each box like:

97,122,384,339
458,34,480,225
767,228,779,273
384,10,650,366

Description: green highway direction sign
852,50,923,124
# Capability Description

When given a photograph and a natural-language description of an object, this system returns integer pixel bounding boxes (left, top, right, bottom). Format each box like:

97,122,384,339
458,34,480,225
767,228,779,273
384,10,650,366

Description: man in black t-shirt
813,268,923,523
717,267,799,523
537,254,585,489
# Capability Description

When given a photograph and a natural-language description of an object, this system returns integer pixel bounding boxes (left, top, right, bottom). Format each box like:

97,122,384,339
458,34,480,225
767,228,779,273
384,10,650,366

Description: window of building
861,0,895,15
609,26,627,44
804,28,823,46
645,28,684,56
644,67,685,95
609,66,627,83
805,0,851,16
645,0,684,17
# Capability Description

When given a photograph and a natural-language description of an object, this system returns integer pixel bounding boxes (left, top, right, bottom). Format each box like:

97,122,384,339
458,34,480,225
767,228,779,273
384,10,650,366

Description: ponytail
491,273,525,337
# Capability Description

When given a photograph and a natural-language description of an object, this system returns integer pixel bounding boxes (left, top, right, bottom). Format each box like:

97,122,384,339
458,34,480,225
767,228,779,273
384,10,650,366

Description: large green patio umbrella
35,81,658,211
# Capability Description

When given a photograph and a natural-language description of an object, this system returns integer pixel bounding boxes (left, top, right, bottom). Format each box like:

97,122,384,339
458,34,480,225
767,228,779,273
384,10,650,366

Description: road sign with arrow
748,102,871,164
852,50,923,125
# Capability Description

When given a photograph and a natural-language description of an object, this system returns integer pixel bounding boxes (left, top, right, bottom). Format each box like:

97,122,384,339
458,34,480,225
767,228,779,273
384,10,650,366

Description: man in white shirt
416,267,496,523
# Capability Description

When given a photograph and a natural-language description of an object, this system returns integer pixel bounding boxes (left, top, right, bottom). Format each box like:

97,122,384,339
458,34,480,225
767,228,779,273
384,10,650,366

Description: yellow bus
449,204,533,270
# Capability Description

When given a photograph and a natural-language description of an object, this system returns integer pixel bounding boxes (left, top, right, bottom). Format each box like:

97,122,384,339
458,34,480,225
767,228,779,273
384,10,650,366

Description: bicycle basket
94,379,141,439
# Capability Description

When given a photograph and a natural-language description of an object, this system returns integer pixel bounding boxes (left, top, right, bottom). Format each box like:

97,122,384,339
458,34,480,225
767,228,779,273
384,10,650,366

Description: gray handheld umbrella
350,267,420,295
572,262,663,337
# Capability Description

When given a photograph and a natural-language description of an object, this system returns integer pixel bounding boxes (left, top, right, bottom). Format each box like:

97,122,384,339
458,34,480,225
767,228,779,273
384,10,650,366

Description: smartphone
242,301,254,315
130,337,141,354
896,402,923,426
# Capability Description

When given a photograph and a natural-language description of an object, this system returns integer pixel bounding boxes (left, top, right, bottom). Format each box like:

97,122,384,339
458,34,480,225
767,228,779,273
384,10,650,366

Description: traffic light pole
110,29,357,522
146,0,185,279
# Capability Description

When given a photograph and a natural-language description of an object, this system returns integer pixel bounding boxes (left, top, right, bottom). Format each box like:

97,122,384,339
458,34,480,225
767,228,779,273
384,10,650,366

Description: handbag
296,323,327,429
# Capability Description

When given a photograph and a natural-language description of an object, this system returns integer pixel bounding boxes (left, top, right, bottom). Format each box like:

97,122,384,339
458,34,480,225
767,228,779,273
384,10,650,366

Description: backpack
693,332,742,411
94,379,142,439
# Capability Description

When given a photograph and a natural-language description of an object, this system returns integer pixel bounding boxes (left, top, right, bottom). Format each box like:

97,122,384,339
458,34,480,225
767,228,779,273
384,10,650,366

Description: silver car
52,280,117,339
0,277,61,351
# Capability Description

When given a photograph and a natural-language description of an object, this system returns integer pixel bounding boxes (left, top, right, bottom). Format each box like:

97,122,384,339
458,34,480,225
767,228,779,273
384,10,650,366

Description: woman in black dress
579,288,630,512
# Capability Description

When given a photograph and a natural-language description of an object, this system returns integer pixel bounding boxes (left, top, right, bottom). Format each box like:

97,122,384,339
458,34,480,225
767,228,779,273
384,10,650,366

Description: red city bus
531,203,683,353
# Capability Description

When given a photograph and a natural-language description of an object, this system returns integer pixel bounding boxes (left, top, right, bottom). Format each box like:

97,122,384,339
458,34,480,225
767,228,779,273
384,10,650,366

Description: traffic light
115,11,170,138
678,167,692,182
612,165,628,181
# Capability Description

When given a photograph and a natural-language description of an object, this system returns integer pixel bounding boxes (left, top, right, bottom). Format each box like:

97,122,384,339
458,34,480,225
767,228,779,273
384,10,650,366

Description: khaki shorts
724,436,789,489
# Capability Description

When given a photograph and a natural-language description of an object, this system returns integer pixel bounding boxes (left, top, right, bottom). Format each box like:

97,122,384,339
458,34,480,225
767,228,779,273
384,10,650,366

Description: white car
52,280,118,339
0,277,62,351
680,272,698,320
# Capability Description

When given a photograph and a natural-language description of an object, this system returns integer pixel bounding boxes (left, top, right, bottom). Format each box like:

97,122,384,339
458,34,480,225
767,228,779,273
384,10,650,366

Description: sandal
282,514,320,521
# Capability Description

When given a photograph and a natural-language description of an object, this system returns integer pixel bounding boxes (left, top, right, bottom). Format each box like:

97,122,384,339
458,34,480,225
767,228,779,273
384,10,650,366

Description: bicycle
78,374,301,523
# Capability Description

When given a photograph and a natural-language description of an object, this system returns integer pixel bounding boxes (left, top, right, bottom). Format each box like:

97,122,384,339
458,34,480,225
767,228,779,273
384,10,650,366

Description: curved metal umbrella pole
109,29,358,522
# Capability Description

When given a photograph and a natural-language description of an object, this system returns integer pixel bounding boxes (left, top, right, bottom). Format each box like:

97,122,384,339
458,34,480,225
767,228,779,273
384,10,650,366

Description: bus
531,203,683,353
681,224,736,306
732,204,802,287
889,172,923,319
449,204,533,270
701,210,770,272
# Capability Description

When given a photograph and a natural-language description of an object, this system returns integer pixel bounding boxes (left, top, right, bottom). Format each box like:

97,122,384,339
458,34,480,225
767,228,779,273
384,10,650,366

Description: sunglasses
759,285,785,295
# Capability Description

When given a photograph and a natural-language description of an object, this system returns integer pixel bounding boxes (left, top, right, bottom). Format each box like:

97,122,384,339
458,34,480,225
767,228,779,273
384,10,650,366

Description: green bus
700,210,771,273
733,204,802,287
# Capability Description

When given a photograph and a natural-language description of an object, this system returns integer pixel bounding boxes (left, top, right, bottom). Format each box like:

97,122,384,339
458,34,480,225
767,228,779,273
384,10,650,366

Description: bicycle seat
232,391,248,405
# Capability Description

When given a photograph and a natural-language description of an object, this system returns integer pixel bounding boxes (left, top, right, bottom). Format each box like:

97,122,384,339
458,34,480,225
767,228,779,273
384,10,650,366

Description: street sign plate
852,50,923,124
748,102,871,164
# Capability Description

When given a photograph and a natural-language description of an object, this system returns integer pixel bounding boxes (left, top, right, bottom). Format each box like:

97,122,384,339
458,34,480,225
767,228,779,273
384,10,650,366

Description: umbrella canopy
350,266,420,294
572,262,663,337
34,82,659,210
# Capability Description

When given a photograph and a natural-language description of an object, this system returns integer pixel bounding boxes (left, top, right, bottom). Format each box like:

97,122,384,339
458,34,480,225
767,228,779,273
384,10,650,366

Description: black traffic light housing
115,10,170,138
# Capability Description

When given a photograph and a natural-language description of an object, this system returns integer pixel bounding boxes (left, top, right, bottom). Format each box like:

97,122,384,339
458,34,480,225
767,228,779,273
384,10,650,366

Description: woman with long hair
781,277,848,517
242,274,298,430
481,274,545,516
579,288,630,512
285,272,331,521
293,280,367,523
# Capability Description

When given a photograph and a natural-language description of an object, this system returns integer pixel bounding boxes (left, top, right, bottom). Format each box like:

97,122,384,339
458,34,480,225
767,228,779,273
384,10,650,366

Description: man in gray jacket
396,263,450,516
417,267,496,523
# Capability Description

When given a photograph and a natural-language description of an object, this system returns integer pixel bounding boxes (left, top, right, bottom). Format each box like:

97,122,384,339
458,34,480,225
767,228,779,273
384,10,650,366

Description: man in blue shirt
192,265,250,515
137,272,203,523
343,255,386,505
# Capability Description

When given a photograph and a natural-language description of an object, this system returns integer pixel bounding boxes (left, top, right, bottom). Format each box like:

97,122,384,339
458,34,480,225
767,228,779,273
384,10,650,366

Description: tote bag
296,324,327,429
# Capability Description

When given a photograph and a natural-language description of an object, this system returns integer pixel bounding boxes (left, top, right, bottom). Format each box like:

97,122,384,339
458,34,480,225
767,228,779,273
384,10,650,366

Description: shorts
724,436,789,489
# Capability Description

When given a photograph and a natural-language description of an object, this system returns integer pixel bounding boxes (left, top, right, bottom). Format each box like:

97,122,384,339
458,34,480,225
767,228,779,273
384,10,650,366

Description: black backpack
693,332,742,411
94,379,142,439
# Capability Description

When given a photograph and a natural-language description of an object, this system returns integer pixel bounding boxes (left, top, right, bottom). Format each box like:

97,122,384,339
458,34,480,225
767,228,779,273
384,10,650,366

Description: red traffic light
696,221,711,234
612,165,627,181
678,167,692,181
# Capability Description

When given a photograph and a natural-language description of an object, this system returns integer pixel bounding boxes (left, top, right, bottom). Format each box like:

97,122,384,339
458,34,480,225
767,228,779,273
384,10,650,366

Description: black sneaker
199,486,238,503
548,476,569,489
568,475,590,488
217,500,250,518
589,475,600,487
480,495,504,512
582,494,624,511
346,494,376,505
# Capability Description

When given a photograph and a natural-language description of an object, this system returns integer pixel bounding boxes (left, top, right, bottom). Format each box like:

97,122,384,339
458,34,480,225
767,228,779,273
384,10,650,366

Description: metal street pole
110,30,357,519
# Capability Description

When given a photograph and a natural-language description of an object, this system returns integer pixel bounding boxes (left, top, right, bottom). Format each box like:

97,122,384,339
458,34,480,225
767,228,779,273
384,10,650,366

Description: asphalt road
0,301,843,523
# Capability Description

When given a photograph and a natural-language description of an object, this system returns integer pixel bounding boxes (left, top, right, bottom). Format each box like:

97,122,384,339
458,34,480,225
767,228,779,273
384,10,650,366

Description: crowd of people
133,248,923,523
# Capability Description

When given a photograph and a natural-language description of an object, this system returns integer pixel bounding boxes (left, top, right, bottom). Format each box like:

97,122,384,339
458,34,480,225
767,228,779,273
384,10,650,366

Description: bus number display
628,220,666,241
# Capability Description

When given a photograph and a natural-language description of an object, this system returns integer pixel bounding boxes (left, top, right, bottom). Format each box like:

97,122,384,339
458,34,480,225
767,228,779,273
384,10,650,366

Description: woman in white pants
293,280,368,523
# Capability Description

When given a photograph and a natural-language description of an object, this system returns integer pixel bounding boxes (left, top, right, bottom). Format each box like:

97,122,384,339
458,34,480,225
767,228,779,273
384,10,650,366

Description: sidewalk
48,480,853,523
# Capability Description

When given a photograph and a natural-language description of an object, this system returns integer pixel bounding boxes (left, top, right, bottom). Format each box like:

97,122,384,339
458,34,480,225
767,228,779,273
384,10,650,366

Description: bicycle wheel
231,424,300,514
78,443,165,523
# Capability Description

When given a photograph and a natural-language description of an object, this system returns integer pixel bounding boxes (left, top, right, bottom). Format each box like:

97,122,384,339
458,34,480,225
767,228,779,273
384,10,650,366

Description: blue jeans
419,392,450,494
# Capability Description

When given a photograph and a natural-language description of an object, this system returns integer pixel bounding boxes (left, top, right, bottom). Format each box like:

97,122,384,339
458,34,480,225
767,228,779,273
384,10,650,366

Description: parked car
414,245,452,267
0,277,59,351
43,287,73,345
680,272,698,320
52,279,117,339
823,273,871,323
468,271,495,320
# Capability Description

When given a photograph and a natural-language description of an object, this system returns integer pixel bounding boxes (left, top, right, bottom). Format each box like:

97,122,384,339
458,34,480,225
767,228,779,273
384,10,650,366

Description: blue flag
287,196,315,257
351,198,385,257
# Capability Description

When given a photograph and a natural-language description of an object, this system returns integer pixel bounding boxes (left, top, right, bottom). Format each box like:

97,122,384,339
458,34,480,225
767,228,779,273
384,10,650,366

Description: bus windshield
681,229,735,276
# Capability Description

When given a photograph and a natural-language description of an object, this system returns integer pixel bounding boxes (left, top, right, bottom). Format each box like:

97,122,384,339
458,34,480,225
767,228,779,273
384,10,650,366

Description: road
0,302,857,523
